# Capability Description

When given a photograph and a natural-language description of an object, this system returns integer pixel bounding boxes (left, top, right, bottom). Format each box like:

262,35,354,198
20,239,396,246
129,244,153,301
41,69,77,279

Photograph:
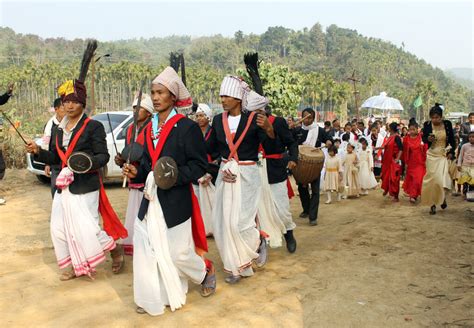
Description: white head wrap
219,75,250,101
244,90,269,112
196,103,212,119
132,93,154,114
152,67,192,110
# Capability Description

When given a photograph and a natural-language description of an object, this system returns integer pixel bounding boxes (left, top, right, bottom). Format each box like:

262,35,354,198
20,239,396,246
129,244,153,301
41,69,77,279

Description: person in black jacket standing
259,107,299,252
26,40,126,281
122,67,216,315
421,103,456,214
0,83,14,206
293,108,328,226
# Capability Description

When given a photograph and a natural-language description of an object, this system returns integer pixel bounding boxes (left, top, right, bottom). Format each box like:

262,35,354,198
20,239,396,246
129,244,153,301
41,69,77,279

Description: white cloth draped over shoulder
213,160,261,276
302,122,320,147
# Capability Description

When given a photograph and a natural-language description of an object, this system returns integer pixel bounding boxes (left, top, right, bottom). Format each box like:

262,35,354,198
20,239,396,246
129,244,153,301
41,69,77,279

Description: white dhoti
193,176,215,236
121,188,143,255
51,189,116,277
257,159,286,248
270,181,296,232
213,160,261,276
134,173,206,316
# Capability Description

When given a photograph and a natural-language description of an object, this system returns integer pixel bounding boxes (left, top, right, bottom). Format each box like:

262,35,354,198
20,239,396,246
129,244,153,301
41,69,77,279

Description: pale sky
0,0,472,70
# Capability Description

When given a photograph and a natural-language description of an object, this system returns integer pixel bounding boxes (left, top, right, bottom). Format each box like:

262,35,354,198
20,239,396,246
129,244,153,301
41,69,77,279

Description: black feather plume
169,52,181,72
78,40,98,83
180,53,187,87
244,52,264,96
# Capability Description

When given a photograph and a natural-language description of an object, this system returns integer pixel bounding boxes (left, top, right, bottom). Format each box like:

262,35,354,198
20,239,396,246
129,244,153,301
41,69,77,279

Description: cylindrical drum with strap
291,145,324,185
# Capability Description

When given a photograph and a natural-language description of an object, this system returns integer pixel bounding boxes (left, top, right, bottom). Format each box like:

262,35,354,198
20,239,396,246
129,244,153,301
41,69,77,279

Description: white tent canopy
361,92,404,111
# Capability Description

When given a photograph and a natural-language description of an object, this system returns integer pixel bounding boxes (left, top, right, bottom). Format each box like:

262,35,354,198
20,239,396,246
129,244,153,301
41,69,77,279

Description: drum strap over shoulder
56,118,91,168
222,111,256,161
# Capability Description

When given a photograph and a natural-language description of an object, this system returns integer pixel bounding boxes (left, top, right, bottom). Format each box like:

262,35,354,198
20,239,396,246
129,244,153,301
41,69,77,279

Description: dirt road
0,169,472,327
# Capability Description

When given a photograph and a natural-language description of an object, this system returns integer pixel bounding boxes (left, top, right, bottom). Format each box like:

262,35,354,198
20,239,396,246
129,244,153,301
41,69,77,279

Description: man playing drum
293,108,329,226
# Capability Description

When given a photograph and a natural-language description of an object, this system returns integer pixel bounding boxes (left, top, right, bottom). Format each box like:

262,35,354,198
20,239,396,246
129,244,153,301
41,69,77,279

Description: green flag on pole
413,95,423,108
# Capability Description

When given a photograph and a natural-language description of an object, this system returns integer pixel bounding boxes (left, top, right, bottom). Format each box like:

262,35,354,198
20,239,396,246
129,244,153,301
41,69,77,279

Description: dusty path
0,169,472,327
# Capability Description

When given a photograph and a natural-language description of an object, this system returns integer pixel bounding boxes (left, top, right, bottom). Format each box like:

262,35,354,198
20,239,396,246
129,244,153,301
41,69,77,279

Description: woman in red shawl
402,120,426,203
381,122,403,201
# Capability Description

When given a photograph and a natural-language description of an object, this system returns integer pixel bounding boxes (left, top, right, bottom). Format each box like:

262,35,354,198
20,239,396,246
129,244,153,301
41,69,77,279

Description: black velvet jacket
265,116,299,184
35,114,110,194
421,120,456,157
134,117,208,229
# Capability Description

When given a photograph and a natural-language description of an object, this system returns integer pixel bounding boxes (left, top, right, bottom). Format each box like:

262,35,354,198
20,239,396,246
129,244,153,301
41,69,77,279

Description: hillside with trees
0,24,472,136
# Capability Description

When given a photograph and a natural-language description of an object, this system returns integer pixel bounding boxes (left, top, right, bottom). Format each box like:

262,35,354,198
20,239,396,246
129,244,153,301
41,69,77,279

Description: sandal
111,245,125,274
136,307,147,314
224,275,241,284
430,205,436,215
59,269,77,281
200,264,216,297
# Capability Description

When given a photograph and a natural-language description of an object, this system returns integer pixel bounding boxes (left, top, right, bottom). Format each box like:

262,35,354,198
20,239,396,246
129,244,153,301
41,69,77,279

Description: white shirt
228,115,241,134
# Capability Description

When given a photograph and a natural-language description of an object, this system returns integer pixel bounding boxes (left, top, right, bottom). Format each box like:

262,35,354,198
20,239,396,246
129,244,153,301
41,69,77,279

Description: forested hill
0,24,471,121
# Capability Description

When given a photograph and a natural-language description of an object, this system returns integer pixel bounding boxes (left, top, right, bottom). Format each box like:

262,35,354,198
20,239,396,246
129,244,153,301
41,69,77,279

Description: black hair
468,112,474,118
359,137,368,145
469,131,474,136
53,97,62,108
429,103,443,118
408,119,418,128
344,122,352,128
333,138,341,143
346,143,355,150
357,121,365,127
302,107,315,119
332,118,339,124
370,123,378,130
324,121,331,127
389,122,399,133
342,133,350,142
328,145,338,154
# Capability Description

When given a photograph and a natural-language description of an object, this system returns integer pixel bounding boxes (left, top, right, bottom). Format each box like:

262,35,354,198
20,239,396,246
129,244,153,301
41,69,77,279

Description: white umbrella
361,92,404,111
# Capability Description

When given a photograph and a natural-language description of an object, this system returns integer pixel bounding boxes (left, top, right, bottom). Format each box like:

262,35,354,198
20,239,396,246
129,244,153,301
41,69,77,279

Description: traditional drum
291,145,324,184
153,156,178,190
67,151,93,174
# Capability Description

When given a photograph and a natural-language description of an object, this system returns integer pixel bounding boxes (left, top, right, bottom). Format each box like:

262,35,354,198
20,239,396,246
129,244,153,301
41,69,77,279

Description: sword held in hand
122,80,145,188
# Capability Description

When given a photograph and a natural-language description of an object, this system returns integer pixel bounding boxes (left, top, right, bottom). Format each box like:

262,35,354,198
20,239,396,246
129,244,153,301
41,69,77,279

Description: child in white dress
343,143,361,198
357,138,378,195
323,146,343,204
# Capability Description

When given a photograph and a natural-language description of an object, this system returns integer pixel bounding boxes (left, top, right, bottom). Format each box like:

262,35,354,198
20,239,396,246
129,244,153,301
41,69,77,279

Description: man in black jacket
292,108,328,226
26,78,125,281
123,67,216,315
258,108,298,252
206,77,278,284
0,83,14,205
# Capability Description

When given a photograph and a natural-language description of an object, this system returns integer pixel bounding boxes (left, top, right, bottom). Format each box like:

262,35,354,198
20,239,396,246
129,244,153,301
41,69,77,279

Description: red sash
258,115,293,197
145,114,208,255
56,118,127,240
222,111,256,161
204,127,213,162
126,121,150,146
